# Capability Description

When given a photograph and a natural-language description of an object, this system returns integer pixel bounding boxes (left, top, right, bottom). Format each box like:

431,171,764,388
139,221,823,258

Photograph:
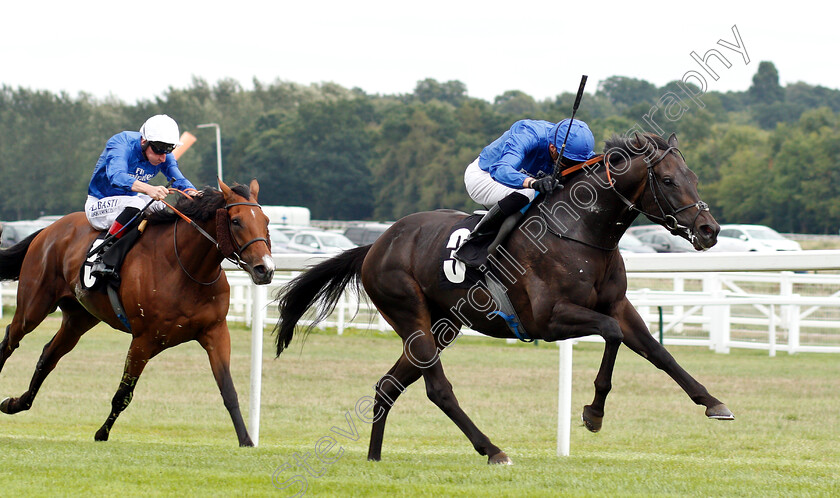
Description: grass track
0,314,838,496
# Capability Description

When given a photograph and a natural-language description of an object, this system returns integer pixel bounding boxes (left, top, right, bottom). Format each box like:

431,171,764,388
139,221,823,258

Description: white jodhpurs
85,194,167,230
464,158,537,208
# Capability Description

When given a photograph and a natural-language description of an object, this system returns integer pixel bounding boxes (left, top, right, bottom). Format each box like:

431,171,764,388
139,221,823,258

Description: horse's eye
231,218,242,227
663,177,674,186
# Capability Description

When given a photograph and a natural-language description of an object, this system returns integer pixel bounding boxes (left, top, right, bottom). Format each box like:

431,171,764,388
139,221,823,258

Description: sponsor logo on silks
90,198,120,212
443,228,470,284
131,171,155,183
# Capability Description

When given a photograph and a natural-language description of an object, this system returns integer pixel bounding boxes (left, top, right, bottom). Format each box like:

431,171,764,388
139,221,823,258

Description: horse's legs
410,327,509,464
198,324,253,447
94,335,163,442
541,302,626,433
0,305,99,414
367,352,423,461
616,299,733,420
367,285,508,464
0,287,60,375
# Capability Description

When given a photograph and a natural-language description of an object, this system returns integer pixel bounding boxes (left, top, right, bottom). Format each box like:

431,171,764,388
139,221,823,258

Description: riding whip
552,75,588,182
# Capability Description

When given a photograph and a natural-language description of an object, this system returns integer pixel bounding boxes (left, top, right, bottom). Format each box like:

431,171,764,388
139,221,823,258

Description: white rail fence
217,254,840,356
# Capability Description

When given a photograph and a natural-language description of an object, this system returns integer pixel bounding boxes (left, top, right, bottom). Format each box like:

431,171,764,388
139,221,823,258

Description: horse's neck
168,218,224,276
535,159,646,249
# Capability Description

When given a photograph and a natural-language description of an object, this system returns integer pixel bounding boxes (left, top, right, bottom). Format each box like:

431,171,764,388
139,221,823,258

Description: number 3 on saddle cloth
438,215,533,342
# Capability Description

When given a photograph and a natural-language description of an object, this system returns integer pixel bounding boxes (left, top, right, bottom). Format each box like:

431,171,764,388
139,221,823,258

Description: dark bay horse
0,179,274,446
275,133,734,464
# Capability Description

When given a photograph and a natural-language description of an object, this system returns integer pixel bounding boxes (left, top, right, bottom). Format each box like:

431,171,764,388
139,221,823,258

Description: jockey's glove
531,177,560,195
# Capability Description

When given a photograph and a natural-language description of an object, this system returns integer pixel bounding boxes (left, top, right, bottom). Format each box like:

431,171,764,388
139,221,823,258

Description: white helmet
139,114,182,146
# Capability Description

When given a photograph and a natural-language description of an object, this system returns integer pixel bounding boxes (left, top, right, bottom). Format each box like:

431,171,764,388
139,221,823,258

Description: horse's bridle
221,202,270,264
607,145,709,243
172,201,269,285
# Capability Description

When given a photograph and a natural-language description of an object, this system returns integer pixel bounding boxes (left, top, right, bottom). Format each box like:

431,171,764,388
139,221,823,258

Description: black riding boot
454,192,531,267
91,207,142,284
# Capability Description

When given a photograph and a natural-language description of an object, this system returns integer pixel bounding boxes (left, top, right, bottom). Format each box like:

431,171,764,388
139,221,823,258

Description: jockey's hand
147,185,170,201
531,177,560,195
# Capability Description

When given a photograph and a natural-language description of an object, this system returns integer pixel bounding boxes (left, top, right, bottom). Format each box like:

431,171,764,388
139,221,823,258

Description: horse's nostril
700,225,715,238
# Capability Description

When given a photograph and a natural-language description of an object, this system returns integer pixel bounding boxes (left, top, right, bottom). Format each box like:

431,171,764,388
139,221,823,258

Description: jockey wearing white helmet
85,114,197,283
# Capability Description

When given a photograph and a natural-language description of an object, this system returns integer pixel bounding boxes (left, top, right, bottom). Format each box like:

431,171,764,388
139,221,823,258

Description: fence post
673,276,685,333
557,340,573,456
788,300,801,354
768,304,777,357
710,290,730,353
702,273,720,341
249,283,267,446
779,272,794,352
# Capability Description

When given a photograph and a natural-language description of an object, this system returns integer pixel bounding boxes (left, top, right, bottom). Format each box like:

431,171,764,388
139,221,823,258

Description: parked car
719,224,802,251
618,233,657,253
638,231,695,253
626,224,665,238
0,219,54,248
286,230,357,254
343,222,392,246
639,228,755,253
711,235,753,252
268,227,304,254
269,224,317,238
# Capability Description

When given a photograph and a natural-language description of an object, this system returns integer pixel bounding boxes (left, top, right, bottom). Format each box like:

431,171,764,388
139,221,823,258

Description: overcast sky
1,1,835,104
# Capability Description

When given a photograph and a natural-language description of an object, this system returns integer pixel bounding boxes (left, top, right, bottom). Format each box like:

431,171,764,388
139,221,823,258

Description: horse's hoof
488,451,513,465
706,403,734,420
94,427,110,442
0,397,11,414
581,405,603,433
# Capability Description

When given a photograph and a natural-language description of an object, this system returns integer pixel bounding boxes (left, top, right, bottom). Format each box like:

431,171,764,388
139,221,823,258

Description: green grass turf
0,315,837,497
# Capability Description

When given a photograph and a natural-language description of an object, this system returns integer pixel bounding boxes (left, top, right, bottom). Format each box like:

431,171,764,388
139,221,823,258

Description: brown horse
0,179,274,446
275,133,734,464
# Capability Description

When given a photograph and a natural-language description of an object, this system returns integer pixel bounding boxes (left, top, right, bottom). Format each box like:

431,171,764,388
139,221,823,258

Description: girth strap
485,275,532,343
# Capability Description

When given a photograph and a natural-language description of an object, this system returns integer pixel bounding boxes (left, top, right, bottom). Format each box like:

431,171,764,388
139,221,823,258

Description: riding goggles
148,141,177,155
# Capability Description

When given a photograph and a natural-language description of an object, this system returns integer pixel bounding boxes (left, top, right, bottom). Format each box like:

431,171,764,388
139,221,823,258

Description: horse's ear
667,133,679,148
633,132,646,149
249,179,260,201
218,178,232,198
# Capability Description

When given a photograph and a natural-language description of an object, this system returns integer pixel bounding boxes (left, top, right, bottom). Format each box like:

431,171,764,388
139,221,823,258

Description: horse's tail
0,229,43,281
274,244,372,356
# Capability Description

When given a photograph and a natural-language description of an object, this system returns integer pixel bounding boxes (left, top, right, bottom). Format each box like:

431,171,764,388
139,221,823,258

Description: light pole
197,123,223,181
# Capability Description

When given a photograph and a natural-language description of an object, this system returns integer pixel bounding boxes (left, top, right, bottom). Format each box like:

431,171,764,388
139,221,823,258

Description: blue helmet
549,119,596,162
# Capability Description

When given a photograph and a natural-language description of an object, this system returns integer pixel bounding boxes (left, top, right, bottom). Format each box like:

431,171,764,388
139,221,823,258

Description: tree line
2,61,840,233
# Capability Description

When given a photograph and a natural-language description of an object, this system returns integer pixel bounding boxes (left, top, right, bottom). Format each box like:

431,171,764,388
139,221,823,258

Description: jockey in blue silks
455,118,597,265
85,114,197,282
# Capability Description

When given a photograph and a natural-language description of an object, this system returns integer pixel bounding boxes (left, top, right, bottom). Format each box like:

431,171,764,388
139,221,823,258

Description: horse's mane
146,184,251,224
603,133,670,164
